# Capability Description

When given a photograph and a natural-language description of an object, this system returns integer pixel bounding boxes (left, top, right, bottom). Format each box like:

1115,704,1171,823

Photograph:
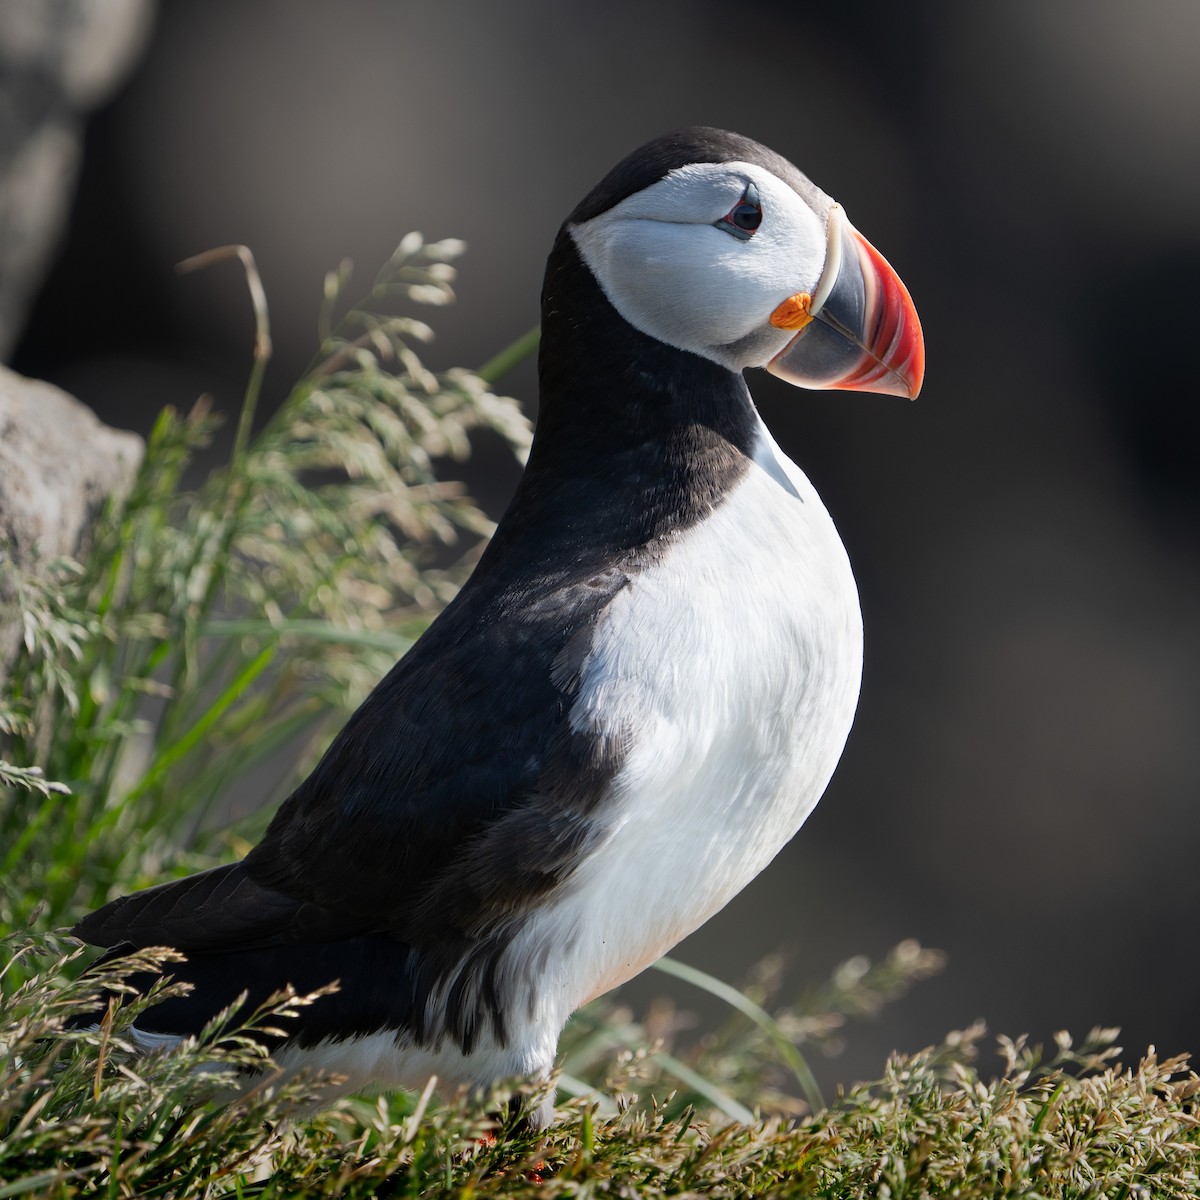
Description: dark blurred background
6,0,1198,1092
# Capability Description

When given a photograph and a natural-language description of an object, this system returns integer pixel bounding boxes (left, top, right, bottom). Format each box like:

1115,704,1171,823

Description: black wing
75,551,633,960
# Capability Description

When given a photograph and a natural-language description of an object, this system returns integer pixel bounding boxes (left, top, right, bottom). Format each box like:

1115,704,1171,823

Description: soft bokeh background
10,0,1199,1092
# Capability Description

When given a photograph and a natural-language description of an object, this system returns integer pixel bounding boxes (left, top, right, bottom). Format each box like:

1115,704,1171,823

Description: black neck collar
470,233,758,592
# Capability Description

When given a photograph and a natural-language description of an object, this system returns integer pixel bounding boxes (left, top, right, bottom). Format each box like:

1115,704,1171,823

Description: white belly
519,418,863,1027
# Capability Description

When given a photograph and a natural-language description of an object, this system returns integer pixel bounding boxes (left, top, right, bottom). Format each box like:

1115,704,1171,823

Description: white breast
518,415,863,1029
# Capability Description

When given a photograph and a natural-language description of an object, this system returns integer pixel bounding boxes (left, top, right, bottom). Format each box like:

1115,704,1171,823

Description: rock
0,0,156,357
0,364,143,665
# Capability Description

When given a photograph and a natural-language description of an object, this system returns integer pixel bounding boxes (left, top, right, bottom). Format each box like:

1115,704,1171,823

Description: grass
0,236,531,941
1,240,1196,1196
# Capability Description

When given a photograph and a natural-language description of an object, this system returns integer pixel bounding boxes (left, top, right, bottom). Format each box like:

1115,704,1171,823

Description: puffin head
559,126,924,400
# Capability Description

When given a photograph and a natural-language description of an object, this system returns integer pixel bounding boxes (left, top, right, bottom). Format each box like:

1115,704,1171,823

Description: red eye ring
715,182,762,241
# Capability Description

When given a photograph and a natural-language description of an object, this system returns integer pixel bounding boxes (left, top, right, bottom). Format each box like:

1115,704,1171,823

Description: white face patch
569,161,832,371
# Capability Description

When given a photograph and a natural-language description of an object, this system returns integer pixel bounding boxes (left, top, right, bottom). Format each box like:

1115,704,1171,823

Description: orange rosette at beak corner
768,207,925,401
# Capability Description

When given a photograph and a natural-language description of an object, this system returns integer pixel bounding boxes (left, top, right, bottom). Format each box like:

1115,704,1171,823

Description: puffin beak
767,206,925,400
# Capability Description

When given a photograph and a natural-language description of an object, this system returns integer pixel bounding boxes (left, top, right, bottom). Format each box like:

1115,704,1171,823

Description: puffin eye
714,183,762,241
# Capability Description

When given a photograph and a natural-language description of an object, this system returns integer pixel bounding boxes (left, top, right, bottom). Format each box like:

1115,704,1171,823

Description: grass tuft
2,934,1196,1197
0,235,530,941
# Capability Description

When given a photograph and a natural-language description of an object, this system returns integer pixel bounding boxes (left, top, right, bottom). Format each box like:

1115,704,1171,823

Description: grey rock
0,364,143,663
0,0,156,358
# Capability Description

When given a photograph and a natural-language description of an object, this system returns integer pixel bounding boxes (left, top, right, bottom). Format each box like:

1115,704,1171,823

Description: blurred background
5,0,1198,1093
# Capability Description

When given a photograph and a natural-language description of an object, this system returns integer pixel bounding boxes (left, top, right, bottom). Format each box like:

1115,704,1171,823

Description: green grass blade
123,642,277,805
0,1171,77,1198
200,617,416,655
649,1051,756,1125
476,325,540,385
651,955,824,1112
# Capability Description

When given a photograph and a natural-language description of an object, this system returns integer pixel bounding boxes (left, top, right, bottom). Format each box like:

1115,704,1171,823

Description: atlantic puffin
74,127,924,1128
